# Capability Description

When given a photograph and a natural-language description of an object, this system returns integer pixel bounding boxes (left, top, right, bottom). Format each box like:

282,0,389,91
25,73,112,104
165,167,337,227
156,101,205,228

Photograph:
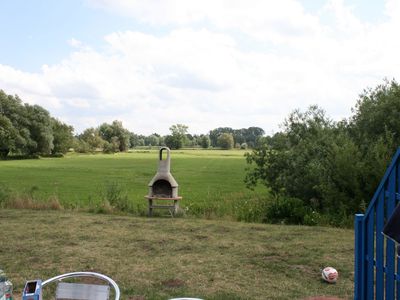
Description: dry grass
4,194,63,210
0,209,354,299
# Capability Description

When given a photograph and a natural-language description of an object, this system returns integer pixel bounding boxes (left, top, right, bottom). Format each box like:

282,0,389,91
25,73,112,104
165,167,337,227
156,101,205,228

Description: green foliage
51,118,74,154
0,91,33,157
164,134,182,149
165,124,188,149
0,90,75,158
74,138,91,153
199,134,210,149
103,136,121,153
245,80,400,225
209,126,264,148
129,133,145,147
209,127,233,146
25,104,54,154
245,106,365,222
144,134,160,146
217,132,234,149
102,181,131,212
264,196,307,225
4,154,40,160
351,79,400,154
78,127,104,151
0,114,17,158
99,120,130,152
0,184,11,207
229,193,269,223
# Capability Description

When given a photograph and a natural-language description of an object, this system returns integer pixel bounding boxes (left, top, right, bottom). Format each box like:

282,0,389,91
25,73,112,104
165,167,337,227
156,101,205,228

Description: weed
4,194,63,210
102,181,131,212
0,183,11,206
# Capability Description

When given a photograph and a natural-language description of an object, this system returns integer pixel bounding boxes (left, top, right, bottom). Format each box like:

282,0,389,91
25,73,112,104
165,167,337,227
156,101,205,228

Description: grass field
0,149,266,221
0,209,354,300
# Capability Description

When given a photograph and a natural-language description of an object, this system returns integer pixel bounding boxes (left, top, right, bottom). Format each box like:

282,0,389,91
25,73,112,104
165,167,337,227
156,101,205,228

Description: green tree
25,104,54,154
244,126,265,148
349,79,400,200
129,133,145,147
99,121,131,152
0,89,77,158
0,91,31,157
350,79,400,155
0,115,18,158
51,118,74,154
79,128,105,152
144,134,160,146
245,106,365,215
209,127,233,147
217,133,234,149
165,124,188,149
200,135,211,149
103,137,120,153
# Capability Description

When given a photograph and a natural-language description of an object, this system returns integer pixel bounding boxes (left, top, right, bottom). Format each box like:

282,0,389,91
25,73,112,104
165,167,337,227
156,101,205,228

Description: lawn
0,209,354,300
0,149,266,221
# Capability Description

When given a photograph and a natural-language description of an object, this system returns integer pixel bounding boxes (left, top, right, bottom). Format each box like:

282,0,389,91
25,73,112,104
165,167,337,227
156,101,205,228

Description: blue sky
0,0,399,135
1,0,135,71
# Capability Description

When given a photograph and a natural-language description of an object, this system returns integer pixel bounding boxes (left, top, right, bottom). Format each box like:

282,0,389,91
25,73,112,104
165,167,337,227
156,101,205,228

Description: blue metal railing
354,148,400,299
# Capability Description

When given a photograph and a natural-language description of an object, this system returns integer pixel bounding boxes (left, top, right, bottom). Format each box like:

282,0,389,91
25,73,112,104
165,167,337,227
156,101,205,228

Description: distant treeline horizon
0,89,265,158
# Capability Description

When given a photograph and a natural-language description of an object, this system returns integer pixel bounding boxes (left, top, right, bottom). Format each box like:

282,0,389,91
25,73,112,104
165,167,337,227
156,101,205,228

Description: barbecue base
144,196,182,217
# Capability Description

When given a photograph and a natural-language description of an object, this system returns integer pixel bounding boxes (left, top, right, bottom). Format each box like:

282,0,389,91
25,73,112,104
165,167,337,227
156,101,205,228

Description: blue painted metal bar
397,256,400,300
396,162,400,300
385,191,400,200
386,169,397,299
376,190,385,299
366,209,375,299
354,214,365,300
365,148,400,217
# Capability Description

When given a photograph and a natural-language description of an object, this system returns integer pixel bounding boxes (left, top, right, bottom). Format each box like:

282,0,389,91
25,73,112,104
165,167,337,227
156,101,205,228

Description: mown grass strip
0,209,354,300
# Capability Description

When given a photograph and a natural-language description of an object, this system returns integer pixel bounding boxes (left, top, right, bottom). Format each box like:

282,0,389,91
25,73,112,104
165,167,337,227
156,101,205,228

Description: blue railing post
354,148,400,299
354,214,365,300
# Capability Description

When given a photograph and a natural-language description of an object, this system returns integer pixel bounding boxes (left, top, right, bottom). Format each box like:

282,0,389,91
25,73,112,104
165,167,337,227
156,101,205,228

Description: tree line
245,79,400,226
0,89,265,158
0,91,73,159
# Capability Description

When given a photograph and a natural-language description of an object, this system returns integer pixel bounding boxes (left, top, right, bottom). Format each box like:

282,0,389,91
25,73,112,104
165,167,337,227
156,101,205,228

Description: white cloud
1,0,400,135
68,38,83,48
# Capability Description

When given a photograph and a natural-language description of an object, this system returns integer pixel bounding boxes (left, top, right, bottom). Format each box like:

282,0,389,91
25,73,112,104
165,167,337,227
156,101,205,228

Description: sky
0,0,399,136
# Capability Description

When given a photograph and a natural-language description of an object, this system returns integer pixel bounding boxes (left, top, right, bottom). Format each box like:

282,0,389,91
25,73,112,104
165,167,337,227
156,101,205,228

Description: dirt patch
161,278,185,288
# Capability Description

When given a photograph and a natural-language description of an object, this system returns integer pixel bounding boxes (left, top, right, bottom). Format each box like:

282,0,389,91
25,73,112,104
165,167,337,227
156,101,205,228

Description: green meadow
0,149,266,221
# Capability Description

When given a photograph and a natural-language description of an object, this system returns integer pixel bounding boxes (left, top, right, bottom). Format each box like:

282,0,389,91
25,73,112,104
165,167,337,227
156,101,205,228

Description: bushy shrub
3,154,40,160
231,194,269,222
218,133,234,149
41,153,64,158
264,196,307,225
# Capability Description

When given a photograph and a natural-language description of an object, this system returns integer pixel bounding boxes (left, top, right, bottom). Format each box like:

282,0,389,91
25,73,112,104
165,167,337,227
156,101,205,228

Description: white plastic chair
42,272,120,300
